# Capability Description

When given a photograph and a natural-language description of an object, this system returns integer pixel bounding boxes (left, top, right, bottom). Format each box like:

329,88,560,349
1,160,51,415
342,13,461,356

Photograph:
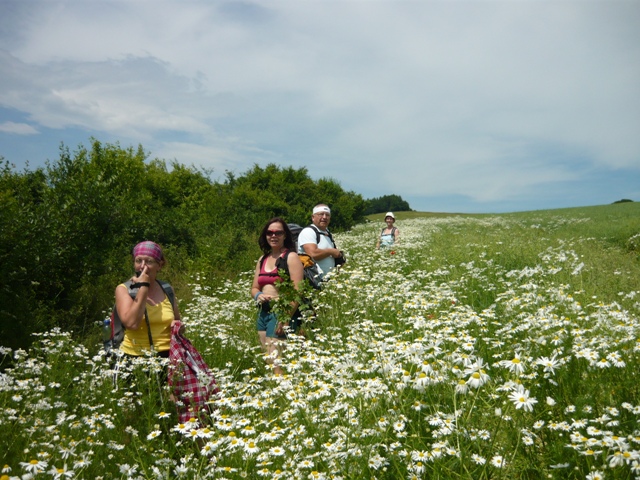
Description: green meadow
1,202,639,479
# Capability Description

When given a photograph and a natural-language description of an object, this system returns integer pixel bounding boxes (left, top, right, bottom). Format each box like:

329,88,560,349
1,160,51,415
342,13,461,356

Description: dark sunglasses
266,230,285,237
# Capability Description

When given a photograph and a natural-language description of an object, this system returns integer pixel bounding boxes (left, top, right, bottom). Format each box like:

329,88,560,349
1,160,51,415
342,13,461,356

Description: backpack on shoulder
288,223,303,246
301,224,346,270
275,248,323,291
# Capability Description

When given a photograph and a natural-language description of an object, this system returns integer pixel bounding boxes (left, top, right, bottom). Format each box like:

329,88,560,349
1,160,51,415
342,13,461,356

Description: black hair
258,217,296,254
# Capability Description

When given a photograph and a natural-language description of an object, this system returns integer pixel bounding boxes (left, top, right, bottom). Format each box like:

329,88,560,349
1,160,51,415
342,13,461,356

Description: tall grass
1,203,639,479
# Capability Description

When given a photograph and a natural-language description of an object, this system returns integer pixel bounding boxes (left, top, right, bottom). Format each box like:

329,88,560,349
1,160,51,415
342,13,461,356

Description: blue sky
1,0,638,213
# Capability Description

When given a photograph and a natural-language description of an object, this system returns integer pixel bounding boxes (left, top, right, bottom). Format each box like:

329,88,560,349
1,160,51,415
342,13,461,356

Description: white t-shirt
297,225,335,279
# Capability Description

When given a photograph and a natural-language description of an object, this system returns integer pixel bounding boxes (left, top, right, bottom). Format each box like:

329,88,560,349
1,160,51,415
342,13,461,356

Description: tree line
364,193,412,215
1,139,376,350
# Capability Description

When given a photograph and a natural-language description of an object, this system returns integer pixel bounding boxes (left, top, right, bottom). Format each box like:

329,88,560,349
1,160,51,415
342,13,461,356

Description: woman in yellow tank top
115,241,181,358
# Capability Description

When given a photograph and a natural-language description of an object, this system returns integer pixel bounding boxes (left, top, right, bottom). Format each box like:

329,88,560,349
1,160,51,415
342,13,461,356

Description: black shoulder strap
156,280,176,309
123,279,175,309
111,279,154,349
306,224,320,244
275,249,291,276
309,224,336,247
327,230,335,247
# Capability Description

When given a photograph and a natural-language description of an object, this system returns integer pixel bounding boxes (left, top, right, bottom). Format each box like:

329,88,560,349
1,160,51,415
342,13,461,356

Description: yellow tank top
119,284,174,355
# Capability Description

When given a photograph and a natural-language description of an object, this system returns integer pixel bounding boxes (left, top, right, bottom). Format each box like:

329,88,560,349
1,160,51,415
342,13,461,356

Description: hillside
1,203,639,479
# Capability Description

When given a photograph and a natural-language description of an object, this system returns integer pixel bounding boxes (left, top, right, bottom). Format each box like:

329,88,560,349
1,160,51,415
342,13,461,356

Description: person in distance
376,212,400,249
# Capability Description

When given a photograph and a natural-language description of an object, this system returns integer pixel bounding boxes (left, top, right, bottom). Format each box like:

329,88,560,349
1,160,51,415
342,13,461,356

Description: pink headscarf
132,241,164,262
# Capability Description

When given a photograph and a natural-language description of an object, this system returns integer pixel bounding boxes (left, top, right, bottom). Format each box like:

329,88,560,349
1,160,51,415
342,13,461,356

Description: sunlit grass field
2,203,639,479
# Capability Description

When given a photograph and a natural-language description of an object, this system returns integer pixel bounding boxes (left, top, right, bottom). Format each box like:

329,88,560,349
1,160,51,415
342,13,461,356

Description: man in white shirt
297,204,342,280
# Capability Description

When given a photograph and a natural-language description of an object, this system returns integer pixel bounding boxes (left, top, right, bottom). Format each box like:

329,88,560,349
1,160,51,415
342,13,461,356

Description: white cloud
0,0,638,211
0,121,39,135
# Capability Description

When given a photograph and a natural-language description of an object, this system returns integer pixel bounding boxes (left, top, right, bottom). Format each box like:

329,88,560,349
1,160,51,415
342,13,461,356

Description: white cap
385,212,395,219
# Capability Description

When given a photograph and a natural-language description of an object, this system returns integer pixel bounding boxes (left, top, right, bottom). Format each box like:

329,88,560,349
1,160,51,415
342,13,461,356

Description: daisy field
1,204,639,480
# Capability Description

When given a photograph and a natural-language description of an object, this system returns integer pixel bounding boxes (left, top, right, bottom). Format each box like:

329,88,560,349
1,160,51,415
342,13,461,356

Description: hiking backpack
288,223,303,247
285,223,345,288
103,279,175,355
288,223,338,250
273,249,323,291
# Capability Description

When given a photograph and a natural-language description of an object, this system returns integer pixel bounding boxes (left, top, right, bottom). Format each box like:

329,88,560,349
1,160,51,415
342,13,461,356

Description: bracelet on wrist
131,282,150,288
254,291,262,301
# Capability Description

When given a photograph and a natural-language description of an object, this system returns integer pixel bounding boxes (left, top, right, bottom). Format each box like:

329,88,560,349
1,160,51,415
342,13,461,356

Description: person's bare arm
115,269,150,330
302,242,340,260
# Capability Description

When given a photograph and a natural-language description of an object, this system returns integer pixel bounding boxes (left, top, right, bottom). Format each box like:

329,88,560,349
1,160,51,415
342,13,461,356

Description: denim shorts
257,306,302,339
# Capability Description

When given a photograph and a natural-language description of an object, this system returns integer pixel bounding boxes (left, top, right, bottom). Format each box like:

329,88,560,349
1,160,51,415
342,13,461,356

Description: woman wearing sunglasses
250,217,304,375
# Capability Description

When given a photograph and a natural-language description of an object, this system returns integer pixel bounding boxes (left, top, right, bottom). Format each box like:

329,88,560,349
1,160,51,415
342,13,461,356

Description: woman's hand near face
133,265,150,283
117,264,153,330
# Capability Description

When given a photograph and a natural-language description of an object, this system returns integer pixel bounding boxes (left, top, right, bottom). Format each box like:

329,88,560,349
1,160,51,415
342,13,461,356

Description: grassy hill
1,203,639,479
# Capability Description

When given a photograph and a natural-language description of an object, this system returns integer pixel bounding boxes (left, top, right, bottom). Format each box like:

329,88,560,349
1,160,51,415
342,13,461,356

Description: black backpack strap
112,279,135,327
327,230,335,247
124,279,135,297
275,249,291,277
308,224,336,248
143,310,154,352
156,280,176,310
122,279,175,308
305,224,320,245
